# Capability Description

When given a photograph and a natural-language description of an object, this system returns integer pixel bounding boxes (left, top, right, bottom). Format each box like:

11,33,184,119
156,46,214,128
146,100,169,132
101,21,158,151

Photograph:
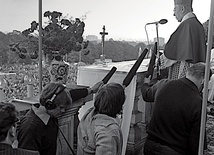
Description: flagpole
198,0,214,154
38,0,42,93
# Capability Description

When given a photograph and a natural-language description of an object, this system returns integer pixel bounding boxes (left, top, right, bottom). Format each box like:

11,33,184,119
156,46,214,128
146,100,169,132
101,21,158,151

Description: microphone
123,48,148,88
146,19,168,25
146,42,157,78
102,66,117,84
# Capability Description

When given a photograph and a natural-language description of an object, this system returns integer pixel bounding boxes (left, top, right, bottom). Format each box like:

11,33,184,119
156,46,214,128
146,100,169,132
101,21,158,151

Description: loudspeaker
45,85,65,110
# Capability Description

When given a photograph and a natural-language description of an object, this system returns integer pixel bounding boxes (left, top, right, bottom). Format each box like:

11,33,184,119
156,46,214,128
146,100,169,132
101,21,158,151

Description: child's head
94,82,125,118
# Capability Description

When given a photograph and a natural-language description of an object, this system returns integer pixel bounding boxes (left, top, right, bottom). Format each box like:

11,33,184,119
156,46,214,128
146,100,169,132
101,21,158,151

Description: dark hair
94,82,125,118
0,102,18,141
40,83,70,108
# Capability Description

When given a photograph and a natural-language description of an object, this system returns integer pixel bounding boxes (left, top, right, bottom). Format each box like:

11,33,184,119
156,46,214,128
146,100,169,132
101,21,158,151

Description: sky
0,0,212,43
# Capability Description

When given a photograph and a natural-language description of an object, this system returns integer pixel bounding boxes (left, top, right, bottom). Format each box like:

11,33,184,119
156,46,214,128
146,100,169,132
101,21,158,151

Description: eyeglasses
48,55,63,61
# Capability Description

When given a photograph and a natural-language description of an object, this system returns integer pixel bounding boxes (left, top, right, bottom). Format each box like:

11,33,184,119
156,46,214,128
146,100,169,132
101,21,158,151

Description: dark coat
0,143,39,155
142,77,203,155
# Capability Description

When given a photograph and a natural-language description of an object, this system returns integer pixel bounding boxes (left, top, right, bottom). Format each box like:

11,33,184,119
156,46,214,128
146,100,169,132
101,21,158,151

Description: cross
100,25,108,56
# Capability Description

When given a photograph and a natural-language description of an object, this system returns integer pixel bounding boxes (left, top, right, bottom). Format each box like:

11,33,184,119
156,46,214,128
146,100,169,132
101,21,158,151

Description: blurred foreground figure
0,102,39,155
77,82,126,155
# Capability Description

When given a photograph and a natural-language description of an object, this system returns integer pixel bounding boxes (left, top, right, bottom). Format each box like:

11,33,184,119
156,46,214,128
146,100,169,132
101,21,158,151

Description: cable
54,119,76,155
58,133,63,155
58,126,76,155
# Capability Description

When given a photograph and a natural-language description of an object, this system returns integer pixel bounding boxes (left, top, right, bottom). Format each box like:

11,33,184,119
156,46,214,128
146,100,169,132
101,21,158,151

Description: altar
77,59,153,154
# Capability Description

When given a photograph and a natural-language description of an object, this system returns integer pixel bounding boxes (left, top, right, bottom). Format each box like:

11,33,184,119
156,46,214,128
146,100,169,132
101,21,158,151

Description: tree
9,11,89,60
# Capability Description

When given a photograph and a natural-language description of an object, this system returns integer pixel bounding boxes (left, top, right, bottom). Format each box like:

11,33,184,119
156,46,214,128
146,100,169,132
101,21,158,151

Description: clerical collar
32,105,50,125
181,12,196,23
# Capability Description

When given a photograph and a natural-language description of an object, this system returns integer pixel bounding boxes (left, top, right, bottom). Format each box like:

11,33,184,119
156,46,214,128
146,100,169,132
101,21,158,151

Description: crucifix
100,25,108,62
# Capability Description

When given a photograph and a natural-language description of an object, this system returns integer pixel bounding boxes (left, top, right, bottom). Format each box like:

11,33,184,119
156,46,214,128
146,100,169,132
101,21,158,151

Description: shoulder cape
164,17,206,63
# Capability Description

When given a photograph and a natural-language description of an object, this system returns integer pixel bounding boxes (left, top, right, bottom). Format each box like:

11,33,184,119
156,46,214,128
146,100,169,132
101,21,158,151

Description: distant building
154,37,165,47
85,35,98,41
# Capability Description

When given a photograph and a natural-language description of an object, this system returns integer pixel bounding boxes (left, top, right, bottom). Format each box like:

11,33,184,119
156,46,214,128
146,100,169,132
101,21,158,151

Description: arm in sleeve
69,88,89,101
141,83,155,102
141,79,169,102
95,129,122,155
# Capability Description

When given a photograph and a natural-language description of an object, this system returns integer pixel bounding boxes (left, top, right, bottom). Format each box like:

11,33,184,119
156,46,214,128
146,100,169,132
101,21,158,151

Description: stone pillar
56,91,92,154
126,72,154,155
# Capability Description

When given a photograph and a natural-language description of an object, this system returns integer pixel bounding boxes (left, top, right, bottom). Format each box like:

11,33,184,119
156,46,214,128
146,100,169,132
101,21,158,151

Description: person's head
0,102,19,144
39,83,72,117
173,0,193,22
94,82,126,118
186,62,212,91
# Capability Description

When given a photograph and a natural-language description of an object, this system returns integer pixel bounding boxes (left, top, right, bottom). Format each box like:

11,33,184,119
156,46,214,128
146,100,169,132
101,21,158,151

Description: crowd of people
0,63,78,101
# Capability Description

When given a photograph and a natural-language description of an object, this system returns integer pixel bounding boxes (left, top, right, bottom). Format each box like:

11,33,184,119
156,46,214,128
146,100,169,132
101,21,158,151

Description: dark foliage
74,41,146,64
0,31,150,64
9,11,89,59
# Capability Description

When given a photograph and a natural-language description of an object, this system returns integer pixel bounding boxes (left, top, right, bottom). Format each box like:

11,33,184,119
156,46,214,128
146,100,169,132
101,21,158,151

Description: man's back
147,78,202,154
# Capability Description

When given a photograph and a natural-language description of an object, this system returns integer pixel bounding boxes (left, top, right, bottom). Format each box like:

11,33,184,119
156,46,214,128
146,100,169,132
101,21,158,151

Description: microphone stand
145,19,167,80
155,23,161,80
